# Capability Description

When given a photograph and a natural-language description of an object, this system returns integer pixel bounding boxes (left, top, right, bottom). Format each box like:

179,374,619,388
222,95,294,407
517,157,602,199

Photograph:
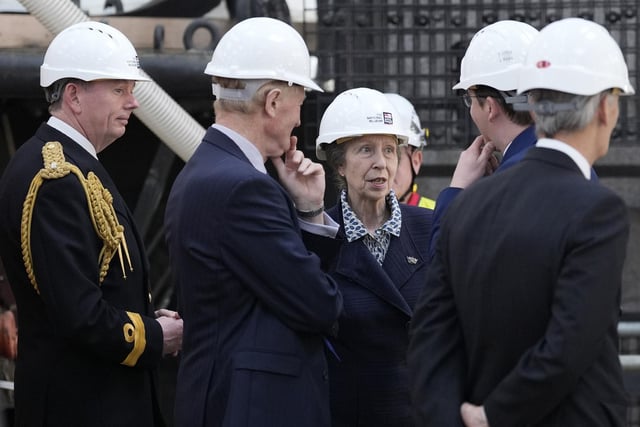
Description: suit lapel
334,238,412,316
382,230,425,292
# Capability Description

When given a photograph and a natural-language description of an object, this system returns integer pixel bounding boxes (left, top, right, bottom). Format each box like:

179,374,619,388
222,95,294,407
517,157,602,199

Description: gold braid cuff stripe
20,141,133,295
121,311,146,367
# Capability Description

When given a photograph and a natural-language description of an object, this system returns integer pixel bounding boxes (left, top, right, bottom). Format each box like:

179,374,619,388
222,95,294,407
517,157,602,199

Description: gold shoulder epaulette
21,141,133,295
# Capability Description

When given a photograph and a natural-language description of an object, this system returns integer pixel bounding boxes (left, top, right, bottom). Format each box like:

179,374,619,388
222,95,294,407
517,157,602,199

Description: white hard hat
517,17,634,96
40,21,149,88
384,93,427,148
316,87,409,161
453,20,539,91
205,17,322,92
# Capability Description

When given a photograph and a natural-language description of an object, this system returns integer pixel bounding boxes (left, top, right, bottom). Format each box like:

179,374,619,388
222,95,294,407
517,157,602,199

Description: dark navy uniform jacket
0,123,165,427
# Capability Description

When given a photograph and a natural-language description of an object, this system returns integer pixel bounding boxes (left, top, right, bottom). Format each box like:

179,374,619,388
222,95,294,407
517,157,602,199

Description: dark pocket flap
234,351,301,377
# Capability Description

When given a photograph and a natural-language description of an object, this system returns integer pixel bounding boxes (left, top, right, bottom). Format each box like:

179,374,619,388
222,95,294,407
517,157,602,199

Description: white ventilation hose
17,0,205,162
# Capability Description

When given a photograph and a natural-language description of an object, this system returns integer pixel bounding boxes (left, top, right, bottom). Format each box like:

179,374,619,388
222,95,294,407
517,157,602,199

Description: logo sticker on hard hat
536,60,551,69
498,49,515,63
127,57,142,69
366,113,392,124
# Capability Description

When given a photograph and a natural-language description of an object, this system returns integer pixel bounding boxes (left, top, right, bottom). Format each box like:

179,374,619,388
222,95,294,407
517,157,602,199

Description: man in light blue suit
165,17,343,427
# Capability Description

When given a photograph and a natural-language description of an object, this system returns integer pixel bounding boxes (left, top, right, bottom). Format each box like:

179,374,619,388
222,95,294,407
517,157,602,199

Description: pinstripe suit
165,127,343,427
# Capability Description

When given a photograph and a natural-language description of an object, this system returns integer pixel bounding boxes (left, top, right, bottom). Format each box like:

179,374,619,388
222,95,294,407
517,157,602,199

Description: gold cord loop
20,141,133,294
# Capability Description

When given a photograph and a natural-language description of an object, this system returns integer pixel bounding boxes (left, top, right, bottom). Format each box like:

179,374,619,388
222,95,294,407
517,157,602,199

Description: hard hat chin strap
512,99,579,115
44,79,72,104
501,90,528,105
212,79,272,101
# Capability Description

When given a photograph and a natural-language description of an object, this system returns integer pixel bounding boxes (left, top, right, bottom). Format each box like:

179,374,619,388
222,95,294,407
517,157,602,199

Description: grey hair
324,142,348,191
213,77,296,115
43,78,88,112
528,89,609,138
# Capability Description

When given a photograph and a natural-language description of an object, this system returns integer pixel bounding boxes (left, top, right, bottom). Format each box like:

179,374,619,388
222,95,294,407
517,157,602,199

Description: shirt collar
535,138,591,179
502,140,513,158
340,189,402,242
47,116,98,159
212,124,266,174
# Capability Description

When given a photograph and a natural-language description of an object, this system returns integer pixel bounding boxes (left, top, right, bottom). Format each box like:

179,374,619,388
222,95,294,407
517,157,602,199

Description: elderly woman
303,87,433,427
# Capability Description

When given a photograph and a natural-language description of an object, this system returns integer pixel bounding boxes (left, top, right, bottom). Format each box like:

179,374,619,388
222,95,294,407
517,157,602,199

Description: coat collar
524,145,585,177
329,203,426,316
204,125,266,173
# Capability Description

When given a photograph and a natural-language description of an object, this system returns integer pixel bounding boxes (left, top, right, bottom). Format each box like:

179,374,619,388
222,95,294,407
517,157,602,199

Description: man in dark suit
0,22,183,427
164,17,343,427
428,20,539,261
408,17,633,427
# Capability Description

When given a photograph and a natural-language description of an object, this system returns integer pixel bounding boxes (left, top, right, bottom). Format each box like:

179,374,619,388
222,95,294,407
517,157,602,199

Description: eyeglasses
462,92,486,108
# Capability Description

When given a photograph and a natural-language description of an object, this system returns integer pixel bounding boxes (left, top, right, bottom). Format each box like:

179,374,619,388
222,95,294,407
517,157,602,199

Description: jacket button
323,370,329,381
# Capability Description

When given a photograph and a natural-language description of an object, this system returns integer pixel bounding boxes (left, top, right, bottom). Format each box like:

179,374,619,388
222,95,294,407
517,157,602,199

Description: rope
20,141,132,294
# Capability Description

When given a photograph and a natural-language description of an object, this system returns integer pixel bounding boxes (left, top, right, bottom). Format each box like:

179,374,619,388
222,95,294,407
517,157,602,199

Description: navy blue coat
0,123,165,427
165,127,343,427
304,201,432,427
428,125,537,260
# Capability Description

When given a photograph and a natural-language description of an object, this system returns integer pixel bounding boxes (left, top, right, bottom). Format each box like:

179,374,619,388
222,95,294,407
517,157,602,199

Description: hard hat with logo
453,20,539,91
205,17,322,92
316,87,409,160
517,17,634,96
40,21,149,88
384,93,427,148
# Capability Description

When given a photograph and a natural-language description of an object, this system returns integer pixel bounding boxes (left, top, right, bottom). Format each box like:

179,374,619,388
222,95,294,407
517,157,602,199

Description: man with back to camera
0,21,183,427
164,17,343,427
427,20,539,259
408,17,632,427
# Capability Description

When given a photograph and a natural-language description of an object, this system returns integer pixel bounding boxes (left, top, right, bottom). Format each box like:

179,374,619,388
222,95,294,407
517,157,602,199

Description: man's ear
264,87,282,118
597,93,617,127
411,149,423,175
486,96,502,121
65,82,82,113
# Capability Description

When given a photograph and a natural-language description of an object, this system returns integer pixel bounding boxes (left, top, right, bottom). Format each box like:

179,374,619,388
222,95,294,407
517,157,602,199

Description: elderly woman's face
338,134,398,205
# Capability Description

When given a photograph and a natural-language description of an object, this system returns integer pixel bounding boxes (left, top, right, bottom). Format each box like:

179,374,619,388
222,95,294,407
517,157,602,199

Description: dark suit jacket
0,123,165,427
428,125,537,261
304,201,432,427
164,127,343,427
408,146,629,426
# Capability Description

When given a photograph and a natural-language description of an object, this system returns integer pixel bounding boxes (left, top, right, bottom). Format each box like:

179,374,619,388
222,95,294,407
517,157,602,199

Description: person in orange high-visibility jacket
385,93,436,210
